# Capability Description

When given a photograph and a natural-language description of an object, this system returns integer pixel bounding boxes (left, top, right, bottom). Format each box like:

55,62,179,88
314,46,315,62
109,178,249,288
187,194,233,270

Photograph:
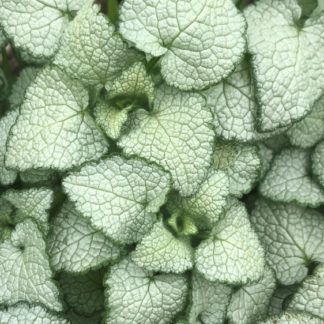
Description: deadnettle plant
0,0,324,323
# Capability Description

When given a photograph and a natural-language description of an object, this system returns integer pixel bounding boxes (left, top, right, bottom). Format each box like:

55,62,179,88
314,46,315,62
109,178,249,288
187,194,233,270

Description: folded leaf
205,60,257,142
268,285,299,316
260,148,324,206
287,95,324,148
288,264,324,320
212,141,261,197
105,257,188,324
64,156,171,244
3,188,53,235
0,219,62,311
0,110,18,185
9,67,40,108
188,272,232,324
170,170,229,226
0,304,68,324
94,100,131,140
251,199,324,285
119,86,214,196
196,200,265,285
120,0,245,90
227,267,276,324
245,0,324,131
54,3,141,88
132,221,193,273
106,62,155,105
258,144,274,180
6,67,108,171
48,201,119,273
312,140,324,188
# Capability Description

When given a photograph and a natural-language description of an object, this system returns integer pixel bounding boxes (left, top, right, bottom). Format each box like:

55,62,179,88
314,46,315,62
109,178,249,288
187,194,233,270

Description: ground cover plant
1,0,324,323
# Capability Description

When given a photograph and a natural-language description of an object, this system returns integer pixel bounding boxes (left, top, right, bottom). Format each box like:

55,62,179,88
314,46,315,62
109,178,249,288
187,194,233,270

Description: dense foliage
0,0,324,323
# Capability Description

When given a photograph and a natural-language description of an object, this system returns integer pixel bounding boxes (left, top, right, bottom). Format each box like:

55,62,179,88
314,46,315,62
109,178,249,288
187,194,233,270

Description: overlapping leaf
6,67,108,171
105,257,188,324
64,156,171,244
119,86,214,196
212,141,261,197
48,201,119,273
0,0,88,62
132,220,193,273
54,2,141,89
251,199,324,285
195,200,265,285
120,0,245,90
0,219,62,311
245,0,324,131
260,148,324,206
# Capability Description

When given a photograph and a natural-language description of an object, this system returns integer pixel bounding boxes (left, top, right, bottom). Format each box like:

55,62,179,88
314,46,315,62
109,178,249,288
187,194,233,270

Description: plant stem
107,0,119,25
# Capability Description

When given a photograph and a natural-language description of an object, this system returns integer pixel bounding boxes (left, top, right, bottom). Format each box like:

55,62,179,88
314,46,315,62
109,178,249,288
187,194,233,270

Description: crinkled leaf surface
9,67,40,108
64,156,171,244
205,60,258,142
0,304,68,324
195,200,265,285
170,170,229,226
245,0,324,131
0,110,18,185
120,0,245,90
0,0,88,62
312,140,324,188
260,148,324,206
227,267,276,324
119,86,214,196
48,201,119,273
288,264,324,319
105,257,187,324
188,272,232,324
132,221,193,273
258,144,274,180
3,187,53,235
205,59,287,142
212,141,261,197
54,3,141,88
6,67,108,171
287,95,324,148
0,219,62,311
60,269,105,316
260,311,324,324
251,199,324,285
